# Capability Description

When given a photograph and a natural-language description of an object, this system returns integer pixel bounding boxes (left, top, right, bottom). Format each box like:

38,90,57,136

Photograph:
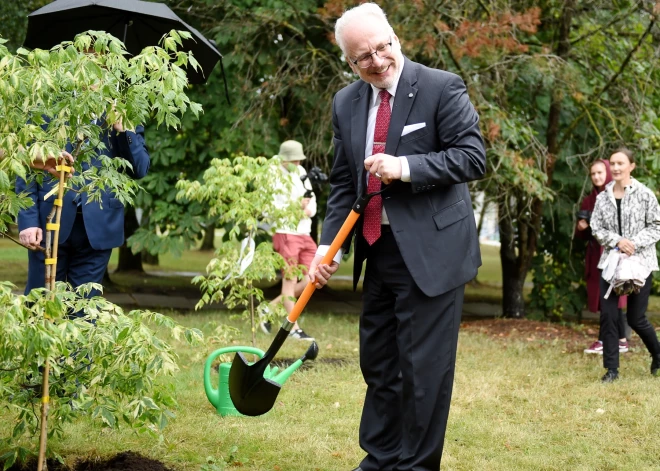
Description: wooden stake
37,158,69,471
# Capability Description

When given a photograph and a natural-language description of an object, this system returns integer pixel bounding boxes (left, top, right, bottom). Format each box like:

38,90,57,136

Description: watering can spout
272,341,319,385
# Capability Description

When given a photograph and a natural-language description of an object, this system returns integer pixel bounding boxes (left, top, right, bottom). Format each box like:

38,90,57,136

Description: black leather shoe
601,369,619,383
652,353,660,376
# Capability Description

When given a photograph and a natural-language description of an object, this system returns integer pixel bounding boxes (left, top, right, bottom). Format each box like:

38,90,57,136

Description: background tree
9,1,656,320
126,0,344,265
131,0,660,320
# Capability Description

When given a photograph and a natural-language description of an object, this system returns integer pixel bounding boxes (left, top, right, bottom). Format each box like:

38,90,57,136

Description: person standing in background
261,140,316,341
16,117,150,299
590,148,660,382
577,159,629,355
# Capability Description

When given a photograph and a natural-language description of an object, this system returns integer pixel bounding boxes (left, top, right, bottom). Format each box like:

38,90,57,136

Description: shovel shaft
286,209,360,324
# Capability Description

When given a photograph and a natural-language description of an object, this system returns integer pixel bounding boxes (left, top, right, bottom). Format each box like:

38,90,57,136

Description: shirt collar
369,59,405,106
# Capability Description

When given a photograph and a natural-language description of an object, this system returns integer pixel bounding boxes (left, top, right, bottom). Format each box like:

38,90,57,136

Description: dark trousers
600,275,660,369
26,211,112,300
598,309,627,341
358,228,464,471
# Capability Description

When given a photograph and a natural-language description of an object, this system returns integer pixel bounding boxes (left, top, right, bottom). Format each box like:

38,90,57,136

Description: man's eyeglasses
351,37,393,69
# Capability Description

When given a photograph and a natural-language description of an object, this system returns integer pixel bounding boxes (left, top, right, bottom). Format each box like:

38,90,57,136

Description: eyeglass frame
350,36,393,69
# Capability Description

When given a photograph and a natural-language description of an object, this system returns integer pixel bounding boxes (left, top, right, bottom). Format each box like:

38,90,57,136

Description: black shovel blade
228,351,282,416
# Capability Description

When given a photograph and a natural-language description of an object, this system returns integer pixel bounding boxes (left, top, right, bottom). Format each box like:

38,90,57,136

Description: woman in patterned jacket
590,148,660,382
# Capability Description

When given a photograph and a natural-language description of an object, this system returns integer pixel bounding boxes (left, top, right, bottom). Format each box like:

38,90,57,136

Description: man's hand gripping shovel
228,186,388,416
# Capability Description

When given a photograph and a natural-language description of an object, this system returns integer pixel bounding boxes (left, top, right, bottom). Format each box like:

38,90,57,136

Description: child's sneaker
619,340,629,353
289,328,315,341
584,340,603,354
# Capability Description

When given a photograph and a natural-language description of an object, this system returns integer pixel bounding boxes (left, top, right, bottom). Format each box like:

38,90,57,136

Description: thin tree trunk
200,221,216,251
116,206,143,272
499,199,526,318
142,250,159,265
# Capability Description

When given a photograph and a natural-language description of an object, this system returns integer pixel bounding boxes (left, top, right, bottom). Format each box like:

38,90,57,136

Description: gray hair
334,3,394,56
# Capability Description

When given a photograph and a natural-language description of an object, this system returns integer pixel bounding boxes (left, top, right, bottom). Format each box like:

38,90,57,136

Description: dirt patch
460,318,642,353
270,357,349,369
6,451,175,471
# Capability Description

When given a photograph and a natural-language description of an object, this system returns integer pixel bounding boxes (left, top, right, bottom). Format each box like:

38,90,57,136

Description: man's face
343,20,402,90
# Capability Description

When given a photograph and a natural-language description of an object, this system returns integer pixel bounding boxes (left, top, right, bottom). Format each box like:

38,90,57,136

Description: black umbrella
24,0,226,87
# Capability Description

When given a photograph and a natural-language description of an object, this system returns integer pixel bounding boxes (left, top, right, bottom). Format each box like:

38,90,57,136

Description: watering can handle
286,188,385,325
204,346,265,394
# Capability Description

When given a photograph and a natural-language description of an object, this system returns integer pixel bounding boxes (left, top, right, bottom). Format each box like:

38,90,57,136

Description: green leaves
0,281,204,457
0,29,203,230
176,155,302,337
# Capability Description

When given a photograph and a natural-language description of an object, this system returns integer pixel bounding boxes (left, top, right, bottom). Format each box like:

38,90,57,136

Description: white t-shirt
272,164,317,236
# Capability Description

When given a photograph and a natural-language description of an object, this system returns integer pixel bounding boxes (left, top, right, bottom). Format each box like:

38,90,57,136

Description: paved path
102,288,601,321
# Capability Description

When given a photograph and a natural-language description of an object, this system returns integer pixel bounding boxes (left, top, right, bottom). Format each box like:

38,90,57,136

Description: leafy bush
0,281,202,465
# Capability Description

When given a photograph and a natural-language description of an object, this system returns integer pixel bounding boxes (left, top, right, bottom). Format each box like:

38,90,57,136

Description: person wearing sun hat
261,140,316,340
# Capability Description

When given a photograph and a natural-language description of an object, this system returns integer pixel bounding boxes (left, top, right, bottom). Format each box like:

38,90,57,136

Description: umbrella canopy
24,0,222,84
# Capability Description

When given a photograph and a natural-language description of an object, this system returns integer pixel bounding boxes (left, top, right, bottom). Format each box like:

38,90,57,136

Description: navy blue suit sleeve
406,74,486,191
116,125,150,179
15,176,40,231
319,95,358,250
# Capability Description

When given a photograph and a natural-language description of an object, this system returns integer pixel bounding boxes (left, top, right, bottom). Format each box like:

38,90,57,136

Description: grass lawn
1,311,659,470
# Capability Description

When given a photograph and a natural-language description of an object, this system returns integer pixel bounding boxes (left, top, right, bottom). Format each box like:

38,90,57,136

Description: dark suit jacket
16,125,150,251
319,58,486,297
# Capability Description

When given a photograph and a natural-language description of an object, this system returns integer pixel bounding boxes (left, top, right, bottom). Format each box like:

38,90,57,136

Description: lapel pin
408,93,413,98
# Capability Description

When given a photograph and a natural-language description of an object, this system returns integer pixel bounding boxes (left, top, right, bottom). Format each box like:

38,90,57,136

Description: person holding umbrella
16,0,224,298
17,116,151,298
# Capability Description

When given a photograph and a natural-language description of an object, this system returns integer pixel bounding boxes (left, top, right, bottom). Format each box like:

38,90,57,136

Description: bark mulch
460,318,643,353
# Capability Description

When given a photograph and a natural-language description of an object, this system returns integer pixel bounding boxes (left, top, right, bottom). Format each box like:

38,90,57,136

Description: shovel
229,188,385,416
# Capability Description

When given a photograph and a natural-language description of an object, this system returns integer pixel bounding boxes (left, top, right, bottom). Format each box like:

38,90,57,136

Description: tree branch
570,2,640,46
596,16,656,99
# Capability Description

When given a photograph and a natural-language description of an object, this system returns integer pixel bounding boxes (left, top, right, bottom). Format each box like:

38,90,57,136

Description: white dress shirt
317,61,410,263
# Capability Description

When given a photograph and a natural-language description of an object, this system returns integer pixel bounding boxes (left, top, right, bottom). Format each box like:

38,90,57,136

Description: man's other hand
19,227,43,250
364,153,401,185
308,254,339,288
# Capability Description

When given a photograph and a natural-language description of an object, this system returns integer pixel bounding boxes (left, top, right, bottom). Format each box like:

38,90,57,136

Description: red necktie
363,89,391,245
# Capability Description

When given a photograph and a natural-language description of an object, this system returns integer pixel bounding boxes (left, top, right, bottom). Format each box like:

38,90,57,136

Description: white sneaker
289,328,315,341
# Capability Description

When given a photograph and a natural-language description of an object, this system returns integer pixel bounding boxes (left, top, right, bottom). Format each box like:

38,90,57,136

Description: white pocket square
401,122,426,137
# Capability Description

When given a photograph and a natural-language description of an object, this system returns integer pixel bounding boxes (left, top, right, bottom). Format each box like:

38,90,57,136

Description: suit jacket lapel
351,81,370,194
386,58,418,155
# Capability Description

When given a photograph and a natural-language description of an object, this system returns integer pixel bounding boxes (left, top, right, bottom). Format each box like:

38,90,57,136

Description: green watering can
204,342,318,416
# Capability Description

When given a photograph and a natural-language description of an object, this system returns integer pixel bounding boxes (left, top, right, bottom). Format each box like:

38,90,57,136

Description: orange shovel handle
286,210,361,324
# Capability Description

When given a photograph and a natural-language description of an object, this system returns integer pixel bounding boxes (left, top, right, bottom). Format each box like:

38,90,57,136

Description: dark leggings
599,275,660,369
598,309,627,341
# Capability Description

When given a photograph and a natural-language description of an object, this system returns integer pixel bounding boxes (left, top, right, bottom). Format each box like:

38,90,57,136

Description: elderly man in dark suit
308,3,486,470
16,118,150,297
